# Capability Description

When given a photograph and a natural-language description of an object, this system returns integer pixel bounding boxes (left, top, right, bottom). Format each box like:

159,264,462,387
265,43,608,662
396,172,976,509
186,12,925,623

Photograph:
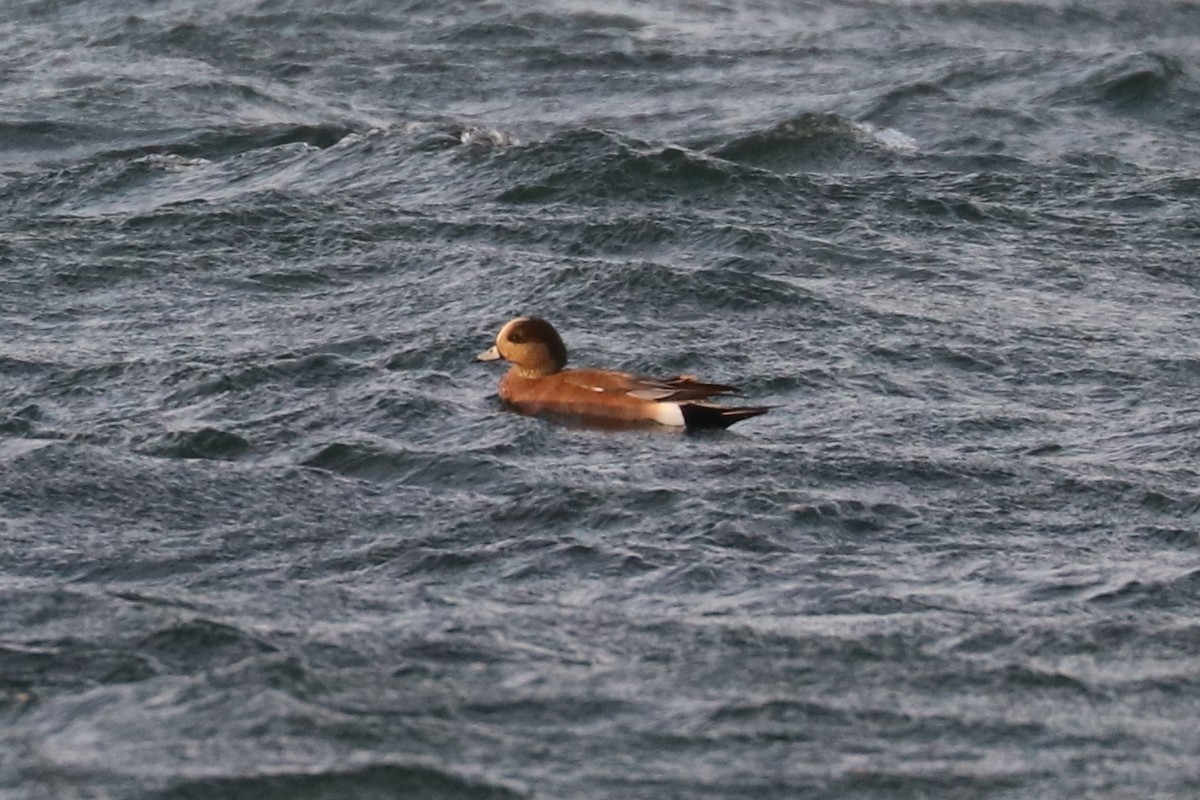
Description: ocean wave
150,761,526,800
712,113,917,172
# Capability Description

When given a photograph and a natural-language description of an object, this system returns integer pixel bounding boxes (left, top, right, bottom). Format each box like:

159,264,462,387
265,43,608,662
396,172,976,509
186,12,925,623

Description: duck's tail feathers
679,403,772,430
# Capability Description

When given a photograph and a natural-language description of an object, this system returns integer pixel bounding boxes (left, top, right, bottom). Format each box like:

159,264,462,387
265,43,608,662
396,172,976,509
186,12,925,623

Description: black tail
679,403,771,430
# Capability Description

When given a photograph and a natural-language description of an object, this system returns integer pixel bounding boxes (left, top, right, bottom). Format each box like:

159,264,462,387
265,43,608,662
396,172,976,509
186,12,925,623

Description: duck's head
476,317,568,377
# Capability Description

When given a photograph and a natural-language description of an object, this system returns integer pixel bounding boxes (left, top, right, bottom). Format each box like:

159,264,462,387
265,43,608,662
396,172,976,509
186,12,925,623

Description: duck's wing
627,373,742,402
562,369,742,402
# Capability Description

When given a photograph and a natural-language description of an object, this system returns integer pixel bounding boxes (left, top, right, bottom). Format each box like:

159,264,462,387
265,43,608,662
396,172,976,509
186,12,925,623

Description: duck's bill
475,346,502,362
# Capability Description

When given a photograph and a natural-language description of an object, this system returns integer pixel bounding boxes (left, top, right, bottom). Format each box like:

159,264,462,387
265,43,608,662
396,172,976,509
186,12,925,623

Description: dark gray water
3,1,1200,798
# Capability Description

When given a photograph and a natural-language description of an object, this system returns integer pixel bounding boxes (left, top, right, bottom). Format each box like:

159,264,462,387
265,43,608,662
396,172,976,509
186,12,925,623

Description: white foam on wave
857,122,919,153
459,126,517,147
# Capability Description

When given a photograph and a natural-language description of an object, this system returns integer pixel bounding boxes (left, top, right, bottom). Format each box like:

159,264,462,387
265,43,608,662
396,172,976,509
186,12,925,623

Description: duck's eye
507,329,526,344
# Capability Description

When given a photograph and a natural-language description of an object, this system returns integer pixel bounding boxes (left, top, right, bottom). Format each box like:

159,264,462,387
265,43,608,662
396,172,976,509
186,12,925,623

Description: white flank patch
652,402,686,427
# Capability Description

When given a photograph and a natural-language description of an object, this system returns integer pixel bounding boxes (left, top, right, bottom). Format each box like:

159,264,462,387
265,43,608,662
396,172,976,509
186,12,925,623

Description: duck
476,317,769,430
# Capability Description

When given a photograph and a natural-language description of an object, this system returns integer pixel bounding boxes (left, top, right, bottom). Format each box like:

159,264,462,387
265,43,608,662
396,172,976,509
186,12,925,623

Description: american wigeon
476,317,770,430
